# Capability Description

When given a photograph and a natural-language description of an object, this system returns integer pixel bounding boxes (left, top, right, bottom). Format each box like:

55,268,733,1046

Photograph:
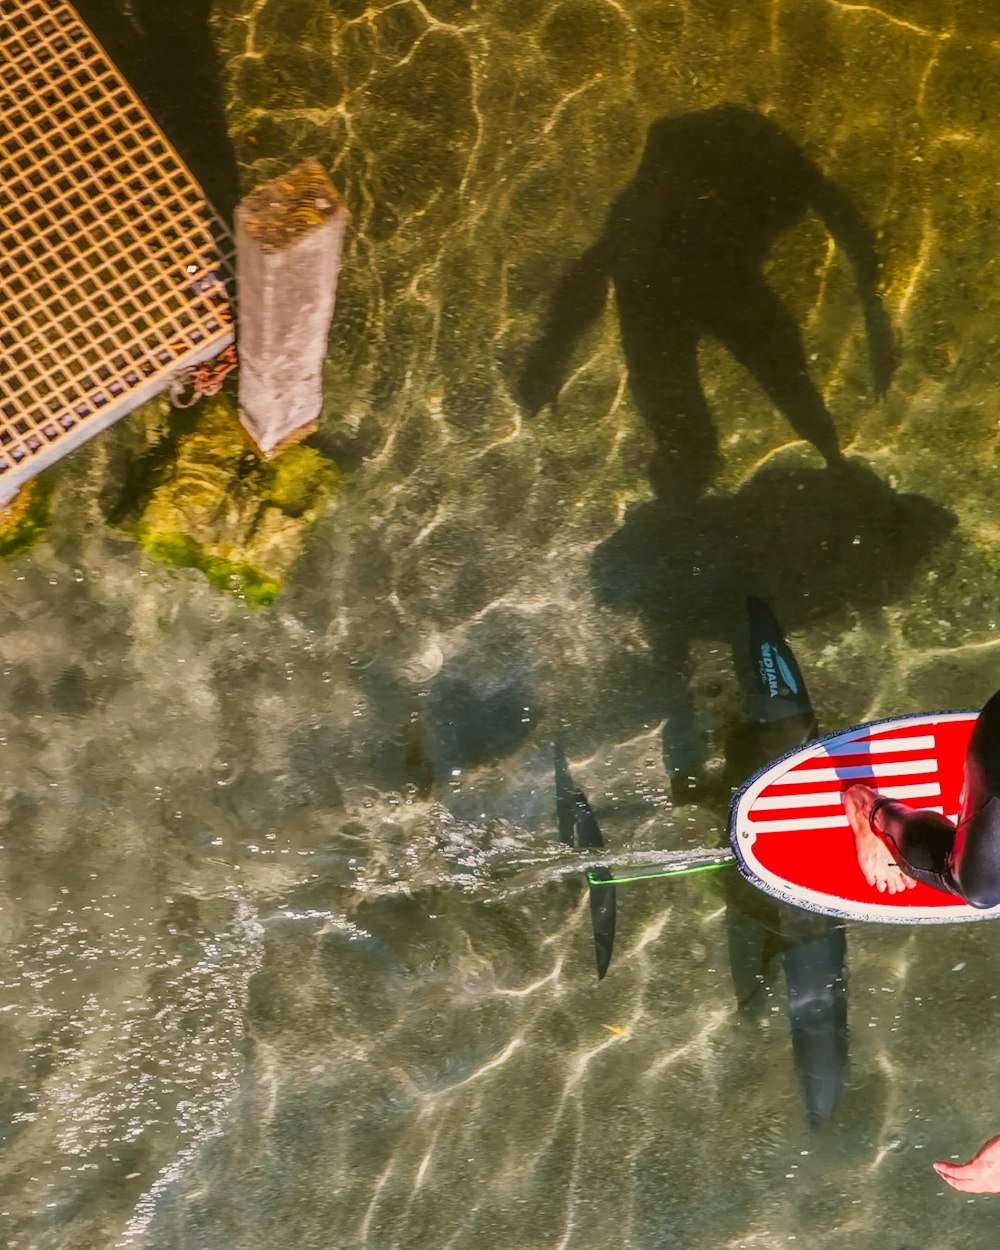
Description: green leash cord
586,856,735,887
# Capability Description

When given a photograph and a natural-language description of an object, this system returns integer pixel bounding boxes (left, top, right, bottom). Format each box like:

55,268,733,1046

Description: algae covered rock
113,393,337,605
0,477,52,559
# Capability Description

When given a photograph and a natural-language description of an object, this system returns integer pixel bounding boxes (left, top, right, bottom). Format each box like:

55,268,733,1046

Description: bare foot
935,1134,1000,1192
843,784,916,894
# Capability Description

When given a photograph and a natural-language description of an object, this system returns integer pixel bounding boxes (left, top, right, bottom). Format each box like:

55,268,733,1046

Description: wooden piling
235,159,348,457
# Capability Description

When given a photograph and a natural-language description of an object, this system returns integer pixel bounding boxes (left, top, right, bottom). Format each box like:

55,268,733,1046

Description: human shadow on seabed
591,459,956,788
517,104,896,498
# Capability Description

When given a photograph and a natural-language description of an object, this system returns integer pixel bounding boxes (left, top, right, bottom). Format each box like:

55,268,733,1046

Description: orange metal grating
0,0,234,495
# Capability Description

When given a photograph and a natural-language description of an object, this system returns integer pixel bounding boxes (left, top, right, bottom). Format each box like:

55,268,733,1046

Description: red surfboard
729,710,1000,924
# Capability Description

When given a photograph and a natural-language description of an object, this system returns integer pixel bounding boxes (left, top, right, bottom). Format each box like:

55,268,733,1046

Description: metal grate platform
0,0,234,495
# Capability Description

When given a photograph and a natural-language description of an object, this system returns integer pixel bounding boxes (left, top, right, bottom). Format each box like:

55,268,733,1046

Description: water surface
4,0,1000,1246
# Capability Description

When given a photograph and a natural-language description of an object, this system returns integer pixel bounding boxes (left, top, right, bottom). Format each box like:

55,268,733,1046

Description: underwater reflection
518,104,895,496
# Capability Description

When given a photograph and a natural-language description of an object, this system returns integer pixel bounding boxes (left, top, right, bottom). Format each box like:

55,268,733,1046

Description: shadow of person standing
517,105,896,497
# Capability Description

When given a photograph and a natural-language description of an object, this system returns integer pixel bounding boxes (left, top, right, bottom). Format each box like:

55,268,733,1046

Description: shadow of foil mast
554,743,616,980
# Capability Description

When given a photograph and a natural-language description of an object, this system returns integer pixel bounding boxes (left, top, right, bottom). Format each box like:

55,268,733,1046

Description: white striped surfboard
729,711,1000,923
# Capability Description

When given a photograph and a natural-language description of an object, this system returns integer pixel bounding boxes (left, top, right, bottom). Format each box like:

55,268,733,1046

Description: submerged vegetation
109,391,337,605
0,476,52,559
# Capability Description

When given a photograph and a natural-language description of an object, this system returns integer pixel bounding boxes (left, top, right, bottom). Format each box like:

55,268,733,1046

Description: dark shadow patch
591,459,955,782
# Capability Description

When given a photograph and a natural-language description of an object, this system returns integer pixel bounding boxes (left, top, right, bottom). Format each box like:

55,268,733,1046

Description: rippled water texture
4,0,1000,1246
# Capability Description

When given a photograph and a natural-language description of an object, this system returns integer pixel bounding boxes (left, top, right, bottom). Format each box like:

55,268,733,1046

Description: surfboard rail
728,710,1000,924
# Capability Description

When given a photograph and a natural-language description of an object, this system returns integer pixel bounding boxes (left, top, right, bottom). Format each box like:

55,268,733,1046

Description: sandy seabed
3,0,1000,1245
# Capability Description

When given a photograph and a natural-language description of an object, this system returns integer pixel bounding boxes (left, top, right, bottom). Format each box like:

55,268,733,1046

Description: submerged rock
111,393,337,605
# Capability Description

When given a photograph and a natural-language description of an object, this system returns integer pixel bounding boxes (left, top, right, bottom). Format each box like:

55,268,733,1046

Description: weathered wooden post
235,159,348,457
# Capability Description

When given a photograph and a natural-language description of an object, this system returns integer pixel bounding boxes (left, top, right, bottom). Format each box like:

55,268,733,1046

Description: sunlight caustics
4,0,1000,1246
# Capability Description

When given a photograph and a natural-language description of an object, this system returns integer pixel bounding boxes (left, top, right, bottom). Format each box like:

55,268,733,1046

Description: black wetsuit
873,689,1000,908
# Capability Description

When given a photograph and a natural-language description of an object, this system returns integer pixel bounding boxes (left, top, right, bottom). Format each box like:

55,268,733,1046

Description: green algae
137,531,282,607
111,392,337,606
0,477,52,559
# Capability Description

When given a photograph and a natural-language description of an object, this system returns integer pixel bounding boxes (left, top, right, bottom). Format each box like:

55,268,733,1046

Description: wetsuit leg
950,797,1000,908
874,689,1000,908
949,689,1000,908
871,798,962,897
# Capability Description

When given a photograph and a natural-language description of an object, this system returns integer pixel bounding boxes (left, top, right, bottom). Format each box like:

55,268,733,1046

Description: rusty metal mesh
0,0,234,493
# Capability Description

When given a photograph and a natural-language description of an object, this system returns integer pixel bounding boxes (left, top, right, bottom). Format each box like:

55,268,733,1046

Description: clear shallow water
5,0,1000,1245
